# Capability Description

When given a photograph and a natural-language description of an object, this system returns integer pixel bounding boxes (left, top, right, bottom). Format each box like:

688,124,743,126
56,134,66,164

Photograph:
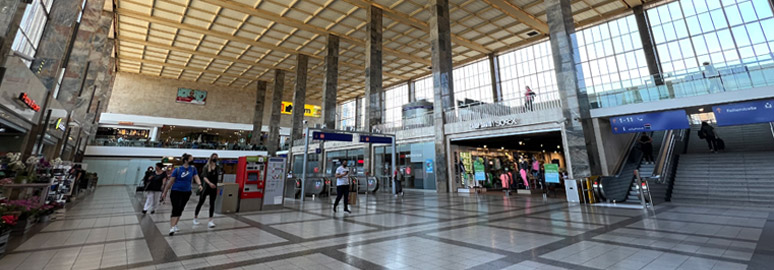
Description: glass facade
414,76,434,102
498,40,560,105
574,15,650,95
374,142,436,190
452,59,493,104
337,100,357,130
12,0,52,66
383,84,409,125
649,0,774,75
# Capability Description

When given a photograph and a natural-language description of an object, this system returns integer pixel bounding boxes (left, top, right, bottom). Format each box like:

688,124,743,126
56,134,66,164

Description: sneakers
192,218,200,225
168,226,179,236
142,210,147,214
151,211,155,214
344,209,351,214
333,206,337,213
208,221,216,228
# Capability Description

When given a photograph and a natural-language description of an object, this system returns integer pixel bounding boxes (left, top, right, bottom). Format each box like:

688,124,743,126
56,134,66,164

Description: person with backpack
699,122,719,153
639,132,655,164
143,163,167,214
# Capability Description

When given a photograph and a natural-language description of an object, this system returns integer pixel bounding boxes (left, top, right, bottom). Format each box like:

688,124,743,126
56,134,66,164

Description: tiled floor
1,186,773,270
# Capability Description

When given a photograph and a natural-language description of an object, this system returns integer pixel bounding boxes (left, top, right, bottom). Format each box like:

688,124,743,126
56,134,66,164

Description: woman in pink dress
519,158,530,189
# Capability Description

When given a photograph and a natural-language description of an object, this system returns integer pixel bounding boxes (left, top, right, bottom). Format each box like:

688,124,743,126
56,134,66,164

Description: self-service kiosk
236,156,266,212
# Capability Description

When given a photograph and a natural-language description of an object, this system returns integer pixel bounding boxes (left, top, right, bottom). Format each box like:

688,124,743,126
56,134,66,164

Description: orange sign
18,93,40,112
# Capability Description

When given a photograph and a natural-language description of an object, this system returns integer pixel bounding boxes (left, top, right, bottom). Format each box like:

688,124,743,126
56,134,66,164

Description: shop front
374,141,435,191
0,56,47,152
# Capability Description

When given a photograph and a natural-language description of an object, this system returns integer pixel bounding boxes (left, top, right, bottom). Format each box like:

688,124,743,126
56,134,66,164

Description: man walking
333,160,351,214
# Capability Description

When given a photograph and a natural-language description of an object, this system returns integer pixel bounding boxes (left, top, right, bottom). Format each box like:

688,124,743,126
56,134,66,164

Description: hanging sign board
359,135,392,144
312,131,353,142
610,110,689,134
712,99,774,126
281,101,322,117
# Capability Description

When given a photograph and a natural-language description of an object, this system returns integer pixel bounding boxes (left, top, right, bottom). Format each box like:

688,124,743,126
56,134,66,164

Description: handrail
651,130,675,179
611,132,641,177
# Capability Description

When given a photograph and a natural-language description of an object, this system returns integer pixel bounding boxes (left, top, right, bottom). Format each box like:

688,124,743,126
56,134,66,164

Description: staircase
687,123,774,153
671,151,774,207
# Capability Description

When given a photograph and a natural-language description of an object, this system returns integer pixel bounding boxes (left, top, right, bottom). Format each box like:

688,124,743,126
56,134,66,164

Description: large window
573,15,650,95
414,76,434,102
383,84,408,125
12,0,53,67
498,40,559,104
337,100,357,130
648,0,774,75
452,59,493,104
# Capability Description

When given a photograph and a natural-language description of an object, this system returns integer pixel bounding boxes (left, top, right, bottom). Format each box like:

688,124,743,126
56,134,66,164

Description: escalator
596,129,689,206
596,131,665,204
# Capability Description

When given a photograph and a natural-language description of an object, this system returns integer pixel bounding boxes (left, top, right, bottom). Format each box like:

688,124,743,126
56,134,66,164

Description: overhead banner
713,99,774,126
312,131,353,142
610,110,689,134
359,135,392,144
281,101,322,117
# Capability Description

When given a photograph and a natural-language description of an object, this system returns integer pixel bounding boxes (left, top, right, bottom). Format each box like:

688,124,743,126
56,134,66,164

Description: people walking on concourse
162,153,203,236
703,62,722,93
333,160,351,214
194,153,220,228
143,163,167,214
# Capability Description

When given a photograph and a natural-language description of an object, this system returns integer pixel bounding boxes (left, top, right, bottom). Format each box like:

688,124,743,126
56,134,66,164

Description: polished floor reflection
1,186,772,270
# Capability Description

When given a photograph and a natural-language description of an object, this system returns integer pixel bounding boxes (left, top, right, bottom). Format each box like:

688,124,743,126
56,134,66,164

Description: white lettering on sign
470,119,519,129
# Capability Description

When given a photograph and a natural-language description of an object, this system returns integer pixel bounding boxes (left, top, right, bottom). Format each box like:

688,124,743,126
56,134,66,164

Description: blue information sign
713,99,774,126
312,132,353,142
610,110,689,134
359,135,392,144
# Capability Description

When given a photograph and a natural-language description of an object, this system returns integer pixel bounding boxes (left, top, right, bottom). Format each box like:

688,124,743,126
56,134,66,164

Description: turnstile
304,177,327,196
215,183,239,214
284,178,301,199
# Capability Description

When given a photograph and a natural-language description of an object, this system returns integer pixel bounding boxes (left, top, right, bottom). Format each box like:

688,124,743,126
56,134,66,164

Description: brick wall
107,72,323,127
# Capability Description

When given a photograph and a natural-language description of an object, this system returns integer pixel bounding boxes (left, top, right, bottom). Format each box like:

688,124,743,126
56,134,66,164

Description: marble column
322,34,339,129
364,5,383,132
354,97,363,131
430,0,454,193
291,54,309,142
251,81,268,145
545,0,601,179
407,80,416,102
31,0,82,91
489,53,503,102
0,0,26,84
267,69,285,156
633,5,664,86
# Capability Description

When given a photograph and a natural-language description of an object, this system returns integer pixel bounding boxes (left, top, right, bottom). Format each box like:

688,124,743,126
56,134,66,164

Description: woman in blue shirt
162,153,203,236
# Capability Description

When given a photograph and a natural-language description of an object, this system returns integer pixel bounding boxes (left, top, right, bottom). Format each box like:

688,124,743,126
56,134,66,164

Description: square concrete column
364,5,383,132
355,97,363,131
430,0,455,193
267,69,285,156
545,0,601,179
251,81,268,145
291,54,309,142
633,5,664,86
322,34,339,129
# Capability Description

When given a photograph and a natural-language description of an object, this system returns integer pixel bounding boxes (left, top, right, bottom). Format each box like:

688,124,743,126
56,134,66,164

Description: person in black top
699,121,718,153
143,163,167,214
639,132,654,164
142,166,154,189
194,153,220,228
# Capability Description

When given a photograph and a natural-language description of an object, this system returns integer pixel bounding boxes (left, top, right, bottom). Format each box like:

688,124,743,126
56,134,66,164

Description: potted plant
5,197,40,236
0,214,18,255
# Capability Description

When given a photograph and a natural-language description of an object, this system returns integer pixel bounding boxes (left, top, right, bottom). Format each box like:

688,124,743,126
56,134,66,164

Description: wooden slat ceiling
113,0,645,102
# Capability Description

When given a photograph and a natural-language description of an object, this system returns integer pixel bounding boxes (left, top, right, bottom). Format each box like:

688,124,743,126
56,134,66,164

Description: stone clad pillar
489,53,503,102
291,54,308,142
355,97,363,131
407,80,416,102
430,0,455,193
633,5,664,86
267,69,285,156
251,81,268,145
322,34,339,129
545,0,601,179
364,5,383,132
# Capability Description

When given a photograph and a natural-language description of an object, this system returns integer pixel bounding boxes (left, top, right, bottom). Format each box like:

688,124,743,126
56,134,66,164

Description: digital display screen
248,173,259,181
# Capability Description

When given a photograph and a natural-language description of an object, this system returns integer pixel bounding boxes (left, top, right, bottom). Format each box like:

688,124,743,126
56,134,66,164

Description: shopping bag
348,192,357,206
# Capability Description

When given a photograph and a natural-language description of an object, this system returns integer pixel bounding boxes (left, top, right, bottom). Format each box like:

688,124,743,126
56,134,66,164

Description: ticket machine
236,156,266,212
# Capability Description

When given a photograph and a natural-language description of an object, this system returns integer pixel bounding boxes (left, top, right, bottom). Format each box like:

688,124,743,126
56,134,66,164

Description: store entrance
450,131,566,192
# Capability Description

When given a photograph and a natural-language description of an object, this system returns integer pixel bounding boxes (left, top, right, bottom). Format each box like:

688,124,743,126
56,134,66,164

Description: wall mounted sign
18,93,40,111
712,99,774,126
176,88,207,105
281,101,322,117
544,164,560,183
610,109,689,134
55,118,66,131
425,159,434,173
470,118,518,129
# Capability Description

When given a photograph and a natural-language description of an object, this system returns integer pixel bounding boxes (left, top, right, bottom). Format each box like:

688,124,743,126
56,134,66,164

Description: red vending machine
236,156,267,212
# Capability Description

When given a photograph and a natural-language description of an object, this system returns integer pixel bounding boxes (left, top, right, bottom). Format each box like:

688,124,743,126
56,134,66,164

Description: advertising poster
544,164,560,183
425,159,433,173
281,101,322,117
473,157,486,181
176,88,207,105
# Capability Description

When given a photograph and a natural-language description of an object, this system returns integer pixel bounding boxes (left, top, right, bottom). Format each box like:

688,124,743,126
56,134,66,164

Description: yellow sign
281,101,322,117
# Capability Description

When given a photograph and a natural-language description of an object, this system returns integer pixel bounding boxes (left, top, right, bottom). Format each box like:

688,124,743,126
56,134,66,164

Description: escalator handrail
650,129,686,181
611,132,642,177
651,130,675,178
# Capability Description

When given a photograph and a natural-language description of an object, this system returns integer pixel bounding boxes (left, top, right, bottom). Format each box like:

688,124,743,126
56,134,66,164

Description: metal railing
90,138,266,151
444,99,563,124
373,112,434,133
588,62,774,109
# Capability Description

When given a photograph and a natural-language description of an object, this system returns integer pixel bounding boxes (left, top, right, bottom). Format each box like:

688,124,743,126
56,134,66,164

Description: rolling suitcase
716,138,725,151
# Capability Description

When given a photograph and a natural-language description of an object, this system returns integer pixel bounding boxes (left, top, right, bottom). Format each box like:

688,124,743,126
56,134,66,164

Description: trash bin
215,183,239,214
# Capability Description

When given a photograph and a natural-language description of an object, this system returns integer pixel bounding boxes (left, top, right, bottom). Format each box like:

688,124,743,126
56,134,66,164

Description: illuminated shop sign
55,118,66,131
18,93,41,112
470,118,518,129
